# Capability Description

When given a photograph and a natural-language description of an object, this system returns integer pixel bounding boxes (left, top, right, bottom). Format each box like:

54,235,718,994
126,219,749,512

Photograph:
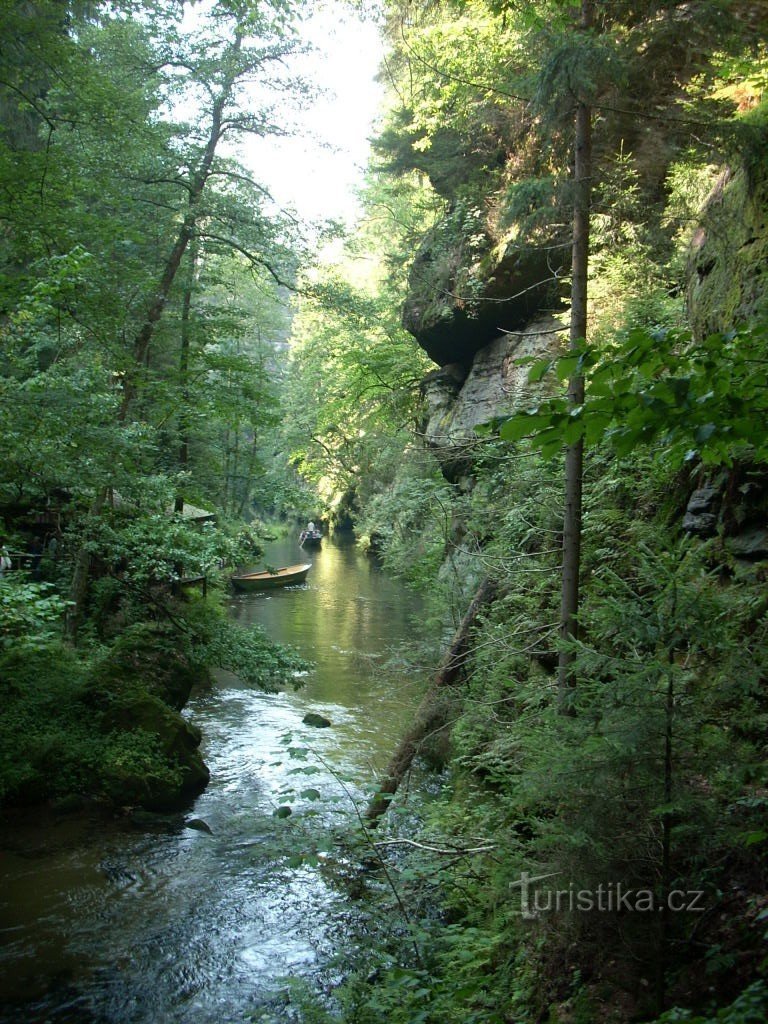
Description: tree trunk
366,578,497,823
67,39,241,641
231,424,240,515
64,487,107,641
237,433,260,518
557,0,593,710
657,583,677,1013
175,239,198,514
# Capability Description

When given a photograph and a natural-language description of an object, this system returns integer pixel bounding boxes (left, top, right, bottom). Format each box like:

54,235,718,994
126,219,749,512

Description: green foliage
357,459,458,591
282,173,433,519
0,577,67,650
500,323,768,465
0,0,310,648
183,598,308,691
1,2,767,1021
0,644,93,803
0,584,305,807
267,5,768,1024
655,983,768,1024
101,727,183,799
301,432,766,1023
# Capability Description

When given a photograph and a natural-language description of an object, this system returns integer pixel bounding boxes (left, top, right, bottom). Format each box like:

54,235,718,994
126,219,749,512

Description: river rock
129,809,185,831
100,693,210,811
185,818,214,835
302,712,332,728
92,622,206,711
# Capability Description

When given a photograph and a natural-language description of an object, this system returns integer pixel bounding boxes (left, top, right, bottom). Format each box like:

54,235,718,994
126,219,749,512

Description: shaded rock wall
687,160,768,338
402,205,568,369
421,314,567,482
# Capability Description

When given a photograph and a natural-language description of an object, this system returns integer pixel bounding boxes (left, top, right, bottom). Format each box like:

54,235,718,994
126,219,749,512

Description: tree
0,1,309,638
557,0,593,708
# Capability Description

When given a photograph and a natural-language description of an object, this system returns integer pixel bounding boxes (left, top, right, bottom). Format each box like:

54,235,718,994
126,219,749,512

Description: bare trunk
64,488,106,641
67,41,241,641
366,578,497,823
231,427,240,516
126,78,231,397
557,0,593,710
657,584,677,1012
237,433,260,518
175,239,198,514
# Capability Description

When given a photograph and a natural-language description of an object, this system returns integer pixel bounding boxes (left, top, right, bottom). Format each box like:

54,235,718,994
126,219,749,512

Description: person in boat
299,520,317,544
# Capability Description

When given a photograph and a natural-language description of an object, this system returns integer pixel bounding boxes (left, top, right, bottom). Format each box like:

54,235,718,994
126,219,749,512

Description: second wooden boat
300,529,323,549
231,562,312,592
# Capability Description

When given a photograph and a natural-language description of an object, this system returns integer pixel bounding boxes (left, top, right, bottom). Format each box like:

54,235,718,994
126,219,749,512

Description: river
0,534,429,1023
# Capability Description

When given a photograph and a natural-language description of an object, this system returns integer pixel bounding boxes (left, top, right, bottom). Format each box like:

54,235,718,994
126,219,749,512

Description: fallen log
366,577,497,824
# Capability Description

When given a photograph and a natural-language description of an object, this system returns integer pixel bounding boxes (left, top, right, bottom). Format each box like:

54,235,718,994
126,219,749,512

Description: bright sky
239,3,385,227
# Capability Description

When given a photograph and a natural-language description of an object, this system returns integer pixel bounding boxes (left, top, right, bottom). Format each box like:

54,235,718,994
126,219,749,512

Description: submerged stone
185,818,214,835
302,712,332,728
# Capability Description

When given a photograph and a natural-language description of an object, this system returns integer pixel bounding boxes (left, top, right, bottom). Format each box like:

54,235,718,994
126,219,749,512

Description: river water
0,535,429,1023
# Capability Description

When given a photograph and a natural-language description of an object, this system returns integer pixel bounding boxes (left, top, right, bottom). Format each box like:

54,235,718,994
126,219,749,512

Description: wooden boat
231,562,312,592
299,529,323,549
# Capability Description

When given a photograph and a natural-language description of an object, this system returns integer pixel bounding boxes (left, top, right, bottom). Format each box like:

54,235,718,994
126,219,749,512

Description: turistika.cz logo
510,872,706,919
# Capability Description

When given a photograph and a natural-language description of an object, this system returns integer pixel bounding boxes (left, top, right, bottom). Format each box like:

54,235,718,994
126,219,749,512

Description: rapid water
0,534,428,1023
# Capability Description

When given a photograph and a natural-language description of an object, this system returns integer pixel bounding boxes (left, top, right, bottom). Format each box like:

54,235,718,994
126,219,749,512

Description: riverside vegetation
283,1,768,1021
2,1,768,1023
0,0,313,809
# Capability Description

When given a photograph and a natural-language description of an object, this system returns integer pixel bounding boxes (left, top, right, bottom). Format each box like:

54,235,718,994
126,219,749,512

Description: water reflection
0,535,427,1023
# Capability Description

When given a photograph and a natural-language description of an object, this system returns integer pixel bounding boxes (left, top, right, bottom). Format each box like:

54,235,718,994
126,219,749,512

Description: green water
0,535,428,1023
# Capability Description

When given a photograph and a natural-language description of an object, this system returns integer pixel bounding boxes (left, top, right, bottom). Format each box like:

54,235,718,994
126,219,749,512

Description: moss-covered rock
687,155,768,338
302,712,332,728
0,625,210,813
100,694,209,809
403,215,566,367
92,621,206,711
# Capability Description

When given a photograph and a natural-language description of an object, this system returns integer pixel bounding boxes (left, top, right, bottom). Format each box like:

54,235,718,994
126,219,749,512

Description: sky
237,3,386,227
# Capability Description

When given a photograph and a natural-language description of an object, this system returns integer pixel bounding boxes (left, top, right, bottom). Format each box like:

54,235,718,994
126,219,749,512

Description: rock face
728,527,768,560
687,162,768,339
421,314,567,481
684,155,768,555
682,486,721,536
404,228,567,368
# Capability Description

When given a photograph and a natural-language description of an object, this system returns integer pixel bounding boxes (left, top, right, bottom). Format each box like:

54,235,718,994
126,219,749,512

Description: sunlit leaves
499,323,768,466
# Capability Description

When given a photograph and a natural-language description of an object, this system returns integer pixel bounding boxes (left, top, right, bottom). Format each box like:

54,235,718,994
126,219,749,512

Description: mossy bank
0,623,210,814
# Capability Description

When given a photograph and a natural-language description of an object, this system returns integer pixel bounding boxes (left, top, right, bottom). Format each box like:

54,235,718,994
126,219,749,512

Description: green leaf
741,830,767,848
527,358,553,383
539,428,564,460
562,418,585,445
499,414,537,442
556,354,580,382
